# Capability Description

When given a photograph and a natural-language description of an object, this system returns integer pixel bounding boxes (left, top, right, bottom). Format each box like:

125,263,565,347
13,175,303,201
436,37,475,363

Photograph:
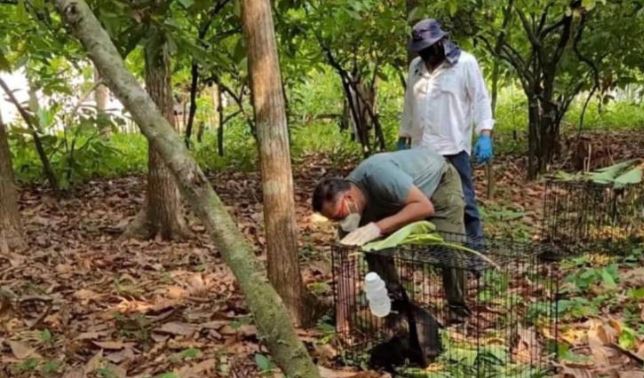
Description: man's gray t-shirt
347,147,448,225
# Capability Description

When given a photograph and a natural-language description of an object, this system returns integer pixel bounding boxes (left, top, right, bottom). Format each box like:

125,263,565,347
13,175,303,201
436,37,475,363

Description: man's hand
474,134,493,164
340,223,381,246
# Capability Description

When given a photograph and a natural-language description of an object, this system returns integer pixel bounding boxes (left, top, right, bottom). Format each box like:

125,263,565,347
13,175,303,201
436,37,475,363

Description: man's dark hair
312,178,352,213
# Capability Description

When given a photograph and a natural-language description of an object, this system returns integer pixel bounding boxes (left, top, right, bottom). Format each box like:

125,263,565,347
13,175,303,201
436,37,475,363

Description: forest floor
0,130,642,377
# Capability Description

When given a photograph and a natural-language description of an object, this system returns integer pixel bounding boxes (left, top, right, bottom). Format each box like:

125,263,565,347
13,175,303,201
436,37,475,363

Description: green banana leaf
614,164,643,189
590,159,637,184
362,221,439,251
362,221,500,270
552,159,642,188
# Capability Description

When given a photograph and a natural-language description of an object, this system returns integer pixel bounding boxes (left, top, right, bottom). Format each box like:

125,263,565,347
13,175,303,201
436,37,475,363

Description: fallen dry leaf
62,370,84,378
559,364,594,378
513,327,542,364
177,358,217,377
166,286,187,299
319,365,358,378
619,371,644,378
84,350,103,373
92,340,132,350
105,347,135,364
7,340,38,359
156,321,197,337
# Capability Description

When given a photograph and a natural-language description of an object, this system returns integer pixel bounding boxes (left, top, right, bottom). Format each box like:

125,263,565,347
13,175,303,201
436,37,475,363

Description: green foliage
114,312,152,342
38,328,54,345
155,373,179,378
10,357,40,374
97,366,120,378
564,263,619,293
254,353,275,375
169,347,202,363
41,360,63,376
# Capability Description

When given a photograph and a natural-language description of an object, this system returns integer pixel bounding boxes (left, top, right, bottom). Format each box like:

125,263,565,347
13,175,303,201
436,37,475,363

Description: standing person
398,18,494,246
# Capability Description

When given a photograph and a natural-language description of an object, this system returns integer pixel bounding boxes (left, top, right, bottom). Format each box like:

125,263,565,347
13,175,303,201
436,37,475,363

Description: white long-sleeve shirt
400,51,494,156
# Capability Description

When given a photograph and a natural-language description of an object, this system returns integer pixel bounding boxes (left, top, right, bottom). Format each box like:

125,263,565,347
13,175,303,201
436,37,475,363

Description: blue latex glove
474,134,493,164
396,137,410,151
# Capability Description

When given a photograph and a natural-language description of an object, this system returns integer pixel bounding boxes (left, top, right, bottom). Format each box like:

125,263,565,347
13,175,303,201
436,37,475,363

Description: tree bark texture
0,113,26,252
54,1,319,376
123,34,190,241
94,65,111,136
241,0,307,326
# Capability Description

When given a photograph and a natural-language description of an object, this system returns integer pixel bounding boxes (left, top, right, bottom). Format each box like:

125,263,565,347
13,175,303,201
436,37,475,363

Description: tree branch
185,0,234,147
517,8,539,48
571,12,599,136
0,78,59,191
537,2,555,34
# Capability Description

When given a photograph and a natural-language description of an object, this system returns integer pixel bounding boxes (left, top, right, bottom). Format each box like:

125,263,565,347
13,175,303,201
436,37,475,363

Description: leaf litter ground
1,141,642,377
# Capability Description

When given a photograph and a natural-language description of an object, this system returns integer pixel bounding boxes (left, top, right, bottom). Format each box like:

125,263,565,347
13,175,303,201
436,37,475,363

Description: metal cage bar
542,180,643,254
331,233,559,377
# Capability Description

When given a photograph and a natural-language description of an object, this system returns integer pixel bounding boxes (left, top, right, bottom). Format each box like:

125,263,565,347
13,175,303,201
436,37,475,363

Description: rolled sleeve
465,57,495,135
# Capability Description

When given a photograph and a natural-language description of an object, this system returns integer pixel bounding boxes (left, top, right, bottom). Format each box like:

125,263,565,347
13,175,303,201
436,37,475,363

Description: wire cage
331,233,559,377
542,179,643,254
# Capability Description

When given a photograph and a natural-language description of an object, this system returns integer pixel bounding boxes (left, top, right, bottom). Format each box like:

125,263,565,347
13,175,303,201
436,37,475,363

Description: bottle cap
365,272,380,283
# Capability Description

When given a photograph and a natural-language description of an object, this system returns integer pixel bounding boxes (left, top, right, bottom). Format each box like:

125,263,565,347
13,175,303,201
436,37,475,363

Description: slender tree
241,0,308,325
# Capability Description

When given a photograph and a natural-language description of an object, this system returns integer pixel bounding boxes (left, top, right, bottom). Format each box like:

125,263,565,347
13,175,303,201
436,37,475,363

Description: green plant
169,348,202,363
114,312,152,342
557,297,598,319
10,357,40,374
254,353,275,375
38,328,54,345
564,263,619,293
41,359,63,376
97,366,120,378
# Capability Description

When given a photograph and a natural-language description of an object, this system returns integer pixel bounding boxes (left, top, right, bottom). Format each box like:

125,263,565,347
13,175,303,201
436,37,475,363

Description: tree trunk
123,33,190,240
406,0,419,64
526,92,562,179
94,65,111,137
241,0,308,326
54,1,319,376
0,112,26,253
217,85,224,157
540,100,560,172
184,62,199,148
527,96,540,179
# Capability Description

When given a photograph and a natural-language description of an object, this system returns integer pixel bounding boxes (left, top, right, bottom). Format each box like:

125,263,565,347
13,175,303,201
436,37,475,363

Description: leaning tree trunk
0,112,26,252
54,1,319,376
241,0,307,326
122,33,190,240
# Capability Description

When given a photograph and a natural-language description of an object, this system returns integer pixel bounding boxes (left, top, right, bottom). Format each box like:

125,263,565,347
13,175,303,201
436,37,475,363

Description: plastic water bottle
364,272,391,317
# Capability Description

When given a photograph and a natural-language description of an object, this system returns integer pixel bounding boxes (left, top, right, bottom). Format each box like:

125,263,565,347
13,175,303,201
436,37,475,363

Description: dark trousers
445,151,484,246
